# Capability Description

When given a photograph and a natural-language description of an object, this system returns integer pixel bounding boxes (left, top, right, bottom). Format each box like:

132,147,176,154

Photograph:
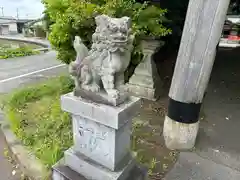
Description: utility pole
16,8,19,19
0,7,4,16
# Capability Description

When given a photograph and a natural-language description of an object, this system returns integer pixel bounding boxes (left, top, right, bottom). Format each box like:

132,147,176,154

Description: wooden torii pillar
163,0,231,150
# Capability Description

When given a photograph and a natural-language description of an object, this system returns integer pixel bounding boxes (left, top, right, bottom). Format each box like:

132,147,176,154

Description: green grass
0,46,40,59
2,76,74,169
0,39,41,59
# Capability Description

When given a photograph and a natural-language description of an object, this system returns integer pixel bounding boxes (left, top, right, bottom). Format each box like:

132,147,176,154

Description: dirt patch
132,98,179,179
129,51,179,179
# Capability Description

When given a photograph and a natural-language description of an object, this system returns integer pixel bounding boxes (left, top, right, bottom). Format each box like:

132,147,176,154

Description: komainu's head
94,14,132,43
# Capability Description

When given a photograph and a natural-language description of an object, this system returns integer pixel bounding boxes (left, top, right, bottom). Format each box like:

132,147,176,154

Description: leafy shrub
42,0,171,64
150,0,189,48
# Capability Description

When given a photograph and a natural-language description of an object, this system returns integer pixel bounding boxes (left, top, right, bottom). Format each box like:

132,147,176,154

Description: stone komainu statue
69,14,134,99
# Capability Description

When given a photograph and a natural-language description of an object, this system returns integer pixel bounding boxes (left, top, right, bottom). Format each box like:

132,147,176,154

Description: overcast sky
0,0,44,19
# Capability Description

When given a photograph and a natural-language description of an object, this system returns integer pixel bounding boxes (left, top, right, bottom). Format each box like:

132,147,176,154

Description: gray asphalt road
0,51,68,93
0,51,59,81
0,51,68,179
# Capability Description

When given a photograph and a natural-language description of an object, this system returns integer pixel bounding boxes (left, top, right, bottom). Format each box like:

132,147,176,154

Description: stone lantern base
127,39,163,101
127,59,162,101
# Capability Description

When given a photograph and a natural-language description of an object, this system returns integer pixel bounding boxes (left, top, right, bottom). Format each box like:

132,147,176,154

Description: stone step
52,157,147,180
52,164,87,180
53,164,147,180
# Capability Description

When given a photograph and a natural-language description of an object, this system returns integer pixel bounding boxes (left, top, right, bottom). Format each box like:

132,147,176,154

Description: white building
0,16,18,35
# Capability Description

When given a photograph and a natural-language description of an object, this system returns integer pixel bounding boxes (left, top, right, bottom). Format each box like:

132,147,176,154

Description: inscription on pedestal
73,115,113,162
78,123,109,155
72,115,120,170
71,114,131,171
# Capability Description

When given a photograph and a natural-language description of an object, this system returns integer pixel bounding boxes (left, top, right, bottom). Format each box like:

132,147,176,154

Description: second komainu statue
69,14,134,105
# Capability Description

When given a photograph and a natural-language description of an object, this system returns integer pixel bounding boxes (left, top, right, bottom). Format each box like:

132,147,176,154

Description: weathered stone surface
52,158,147,180
64,148,135,180
129,74,155,88
69,36,89,90
127,39,162,101
69,14,134,99
54,92,142,180
127,83,160,101
74,88,128,106
72,115,131,170
52,159,87,180
61,92,141,129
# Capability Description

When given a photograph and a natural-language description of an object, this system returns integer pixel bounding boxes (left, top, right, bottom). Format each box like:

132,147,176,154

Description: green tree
42,0,171,64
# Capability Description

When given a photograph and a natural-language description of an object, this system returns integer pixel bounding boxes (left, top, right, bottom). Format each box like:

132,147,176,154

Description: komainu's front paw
90,83,100,92
107,89,119,99
82,83,100,92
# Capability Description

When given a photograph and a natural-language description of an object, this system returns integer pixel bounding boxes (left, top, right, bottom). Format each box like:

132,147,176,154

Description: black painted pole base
163,98,201,150
167,98,202,124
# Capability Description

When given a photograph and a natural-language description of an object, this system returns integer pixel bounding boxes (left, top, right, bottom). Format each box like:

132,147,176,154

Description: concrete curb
0,117,49,180
0,36,51,48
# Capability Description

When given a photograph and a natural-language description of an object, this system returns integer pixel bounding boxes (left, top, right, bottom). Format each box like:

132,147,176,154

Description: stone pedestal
127,39,162,101
52,93,146,180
